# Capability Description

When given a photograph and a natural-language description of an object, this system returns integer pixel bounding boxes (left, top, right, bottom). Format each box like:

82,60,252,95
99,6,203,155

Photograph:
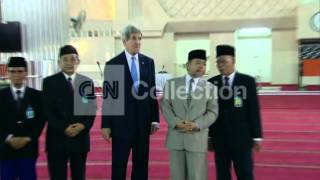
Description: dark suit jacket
0,87,45,159
208,72,262,152
42,72,97,154
102,51,159,139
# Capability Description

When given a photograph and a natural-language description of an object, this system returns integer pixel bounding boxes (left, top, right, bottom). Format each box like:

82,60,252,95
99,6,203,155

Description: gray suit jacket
161,76,218,152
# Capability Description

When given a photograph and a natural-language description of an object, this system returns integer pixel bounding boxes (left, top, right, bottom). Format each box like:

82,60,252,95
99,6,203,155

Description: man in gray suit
161,49,218,180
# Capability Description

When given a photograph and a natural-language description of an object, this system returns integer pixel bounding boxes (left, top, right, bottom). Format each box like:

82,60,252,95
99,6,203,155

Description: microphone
97,61,103,79
96,61,104,94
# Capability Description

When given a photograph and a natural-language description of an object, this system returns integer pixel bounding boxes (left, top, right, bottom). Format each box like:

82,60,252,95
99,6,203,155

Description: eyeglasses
216,56,234,65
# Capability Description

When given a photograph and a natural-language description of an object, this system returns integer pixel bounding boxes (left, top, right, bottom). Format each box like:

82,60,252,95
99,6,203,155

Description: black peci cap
188,49,207,61
59,45,78,57
216,45,235,57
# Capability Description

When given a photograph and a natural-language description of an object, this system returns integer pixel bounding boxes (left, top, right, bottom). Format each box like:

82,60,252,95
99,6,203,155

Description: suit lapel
120,52,135,89
138,53,146,85
21,87,30,109
218,75,223,89
176,76,189,110
210,75,222,89
232,72,239,89
6,87,17,112
232,73,245,97
57,72,74,97
122,52,149,95
122,52,145,94
7,86,29,111
189,79,205,109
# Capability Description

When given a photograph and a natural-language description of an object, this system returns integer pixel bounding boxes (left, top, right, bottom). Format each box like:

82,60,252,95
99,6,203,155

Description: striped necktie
187,78,194,107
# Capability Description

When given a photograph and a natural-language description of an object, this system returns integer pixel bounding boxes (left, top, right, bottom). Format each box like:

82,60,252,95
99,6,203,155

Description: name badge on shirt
234,96,243,108
26,105,35,119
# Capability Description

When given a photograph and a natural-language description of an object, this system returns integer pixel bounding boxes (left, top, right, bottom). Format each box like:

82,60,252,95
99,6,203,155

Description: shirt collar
186,74,201,85
125,50,139,61
10,84,26,97
223,71,236,82
62,72,76,81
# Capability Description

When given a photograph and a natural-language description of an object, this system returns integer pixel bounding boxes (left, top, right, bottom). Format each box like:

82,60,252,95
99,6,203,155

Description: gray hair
121,25,142,41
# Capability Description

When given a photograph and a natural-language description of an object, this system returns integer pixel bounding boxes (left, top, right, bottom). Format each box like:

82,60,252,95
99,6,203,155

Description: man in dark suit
208,45,263,180
42,45,97,180
101,25,160,180
0,57,45,180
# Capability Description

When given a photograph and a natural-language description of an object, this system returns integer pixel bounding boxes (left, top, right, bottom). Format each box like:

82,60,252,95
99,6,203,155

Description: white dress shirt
10,84,26,100
185,74,200,93
62,72,77,88
222,71,236,87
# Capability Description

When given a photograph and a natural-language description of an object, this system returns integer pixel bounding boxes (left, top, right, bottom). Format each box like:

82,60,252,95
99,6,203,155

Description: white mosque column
113,0,129,32
272,30,299,85
297,0,320,87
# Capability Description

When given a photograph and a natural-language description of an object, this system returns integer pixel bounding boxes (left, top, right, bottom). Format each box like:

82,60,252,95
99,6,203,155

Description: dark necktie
224,76,230,86
223,76,230,97
16,90,22,110
67,77,73,92
187,78,194,107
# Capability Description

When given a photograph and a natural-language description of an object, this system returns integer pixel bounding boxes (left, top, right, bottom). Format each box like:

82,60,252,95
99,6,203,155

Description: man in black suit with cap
0,57,45,180
208,45,263,180
42,45,97,180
